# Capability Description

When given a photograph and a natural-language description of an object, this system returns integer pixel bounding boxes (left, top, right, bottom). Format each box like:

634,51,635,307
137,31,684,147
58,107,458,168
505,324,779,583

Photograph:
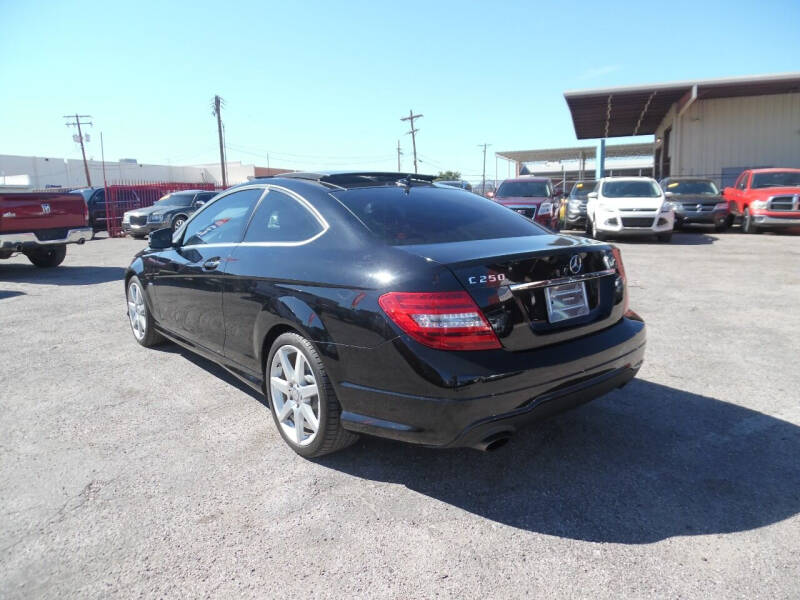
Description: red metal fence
105,181,222,237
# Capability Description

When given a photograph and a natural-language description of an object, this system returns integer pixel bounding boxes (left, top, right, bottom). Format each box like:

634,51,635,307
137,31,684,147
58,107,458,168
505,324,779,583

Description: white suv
586,177,674,242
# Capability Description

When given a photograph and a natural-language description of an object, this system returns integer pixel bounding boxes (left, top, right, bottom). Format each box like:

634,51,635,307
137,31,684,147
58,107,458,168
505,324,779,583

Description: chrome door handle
202,258,221,271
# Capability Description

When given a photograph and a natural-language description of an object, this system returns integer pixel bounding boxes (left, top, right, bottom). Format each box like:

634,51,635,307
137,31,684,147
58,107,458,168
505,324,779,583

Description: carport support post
595,139,606,179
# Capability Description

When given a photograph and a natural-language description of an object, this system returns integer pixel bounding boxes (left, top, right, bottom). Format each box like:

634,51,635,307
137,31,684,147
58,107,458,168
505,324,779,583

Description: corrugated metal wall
657,93,800,182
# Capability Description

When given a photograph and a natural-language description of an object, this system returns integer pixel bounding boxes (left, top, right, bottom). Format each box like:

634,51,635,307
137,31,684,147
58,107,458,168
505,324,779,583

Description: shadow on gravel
317,379,800,544
152,342,264,403
0,265,125,285
0,290,26,300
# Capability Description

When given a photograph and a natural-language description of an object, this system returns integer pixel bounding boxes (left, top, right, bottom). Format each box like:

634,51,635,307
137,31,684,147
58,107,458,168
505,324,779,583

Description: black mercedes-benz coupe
125,172,646,457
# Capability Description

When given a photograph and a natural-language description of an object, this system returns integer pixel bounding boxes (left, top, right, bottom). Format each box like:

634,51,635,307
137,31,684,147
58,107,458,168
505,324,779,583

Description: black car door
151,187,265,354
89,189,105,230
223,187,328,374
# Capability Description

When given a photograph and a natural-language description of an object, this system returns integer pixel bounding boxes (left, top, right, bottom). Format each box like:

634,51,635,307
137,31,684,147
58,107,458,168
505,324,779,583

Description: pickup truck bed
0,192,92,267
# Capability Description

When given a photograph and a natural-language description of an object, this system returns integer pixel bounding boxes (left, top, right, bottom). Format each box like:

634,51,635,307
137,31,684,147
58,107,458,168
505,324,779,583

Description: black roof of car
254,171,437,190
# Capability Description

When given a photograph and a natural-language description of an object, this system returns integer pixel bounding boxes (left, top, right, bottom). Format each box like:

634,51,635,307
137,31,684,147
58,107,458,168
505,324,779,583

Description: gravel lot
1,229,799,599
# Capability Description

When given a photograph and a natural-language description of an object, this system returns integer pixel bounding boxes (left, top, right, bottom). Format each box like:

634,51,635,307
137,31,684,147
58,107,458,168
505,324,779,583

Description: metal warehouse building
564,72,800,186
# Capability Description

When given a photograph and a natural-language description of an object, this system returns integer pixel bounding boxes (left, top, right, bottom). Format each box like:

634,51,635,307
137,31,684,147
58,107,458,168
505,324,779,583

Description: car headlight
539,202,553,216
597,202,613,211
714,202,729,211
660,203,674,213
750,200,768,210
122,213,131,223
148,213,164,223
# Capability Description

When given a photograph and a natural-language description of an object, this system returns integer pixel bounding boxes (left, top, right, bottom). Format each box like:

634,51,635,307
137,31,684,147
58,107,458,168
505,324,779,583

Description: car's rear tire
742,208,760,234
126,276,165,347
266,332,358,458
25,245,67,268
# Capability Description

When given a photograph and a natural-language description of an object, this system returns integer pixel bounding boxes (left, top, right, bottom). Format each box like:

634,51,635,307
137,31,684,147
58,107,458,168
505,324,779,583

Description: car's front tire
266,332,357,458
589,217,606,241
25,245,67,268
742,207,760,234
126,276,165,347
172,214,188,230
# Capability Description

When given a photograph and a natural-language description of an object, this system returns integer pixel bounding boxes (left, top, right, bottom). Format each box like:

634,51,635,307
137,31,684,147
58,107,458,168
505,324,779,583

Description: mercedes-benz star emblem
569,254,582,275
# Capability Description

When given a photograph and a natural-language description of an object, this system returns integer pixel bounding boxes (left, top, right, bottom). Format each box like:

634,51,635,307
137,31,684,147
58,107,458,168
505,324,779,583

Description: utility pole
63,114,93,186
212,95,227,187
478,143,491,196
400,110,423,173
396,140,403,172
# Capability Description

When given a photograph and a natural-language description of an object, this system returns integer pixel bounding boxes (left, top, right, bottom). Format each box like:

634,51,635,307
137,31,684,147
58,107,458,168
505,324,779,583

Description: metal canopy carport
496,143,653,163
564,72,800,139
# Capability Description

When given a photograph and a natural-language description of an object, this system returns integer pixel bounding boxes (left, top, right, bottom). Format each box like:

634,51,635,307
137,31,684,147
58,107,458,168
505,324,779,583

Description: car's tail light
84,203,89,223
611,246,629,314
378,291,501,351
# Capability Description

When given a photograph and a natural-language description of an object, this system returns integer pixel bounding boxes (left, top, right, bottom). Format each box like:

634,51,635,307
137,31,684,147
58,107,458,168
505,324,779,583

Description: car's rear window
334,186,546,246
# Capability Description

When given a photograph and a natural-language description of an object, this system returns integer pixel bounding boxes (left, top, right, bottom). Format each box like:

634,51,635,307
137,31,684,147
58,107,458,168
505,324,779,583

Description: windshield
602,180,661,198
751,171,800,189
335,186,546,245
569,183,594,199
664,180,719,195
496,181,551,198
156,193,194,207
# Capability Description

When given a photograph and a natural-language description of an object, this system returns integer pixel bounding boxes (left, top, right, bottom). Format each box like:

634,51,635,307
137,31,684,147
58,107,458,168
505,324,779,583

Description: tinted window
751,171,800,189
496,181,551,197
156,192,194,207
244,189,323,243
195,192,217,202
663,180,719,195
569,182,594,199
335,186,545,246
183,188,262,246
602,180,661,198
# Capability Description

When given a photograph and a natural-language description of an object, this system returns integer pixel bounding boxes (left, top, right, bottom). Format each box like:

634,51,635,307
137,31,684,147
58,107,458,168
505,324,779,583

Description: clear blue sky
2,0,799,181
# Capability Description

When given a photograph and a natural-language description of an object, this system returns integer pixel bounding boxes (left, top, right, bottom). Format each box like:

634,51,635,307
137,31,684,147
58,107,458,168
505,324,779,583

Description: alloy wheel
173,217,186,229
127,281,147,340
270,345,321,447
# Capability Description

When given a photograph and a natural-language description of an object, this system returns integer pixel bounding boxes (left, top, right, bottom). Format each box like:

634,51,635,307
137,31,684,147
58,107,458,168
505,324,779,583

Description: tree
435,170,461,181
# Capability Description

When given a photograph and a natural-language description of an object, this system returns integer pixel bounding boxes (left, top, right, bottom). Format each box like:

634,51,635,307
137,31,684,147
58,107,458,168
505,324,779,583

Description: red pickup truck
0,192,92,267
724,168,800,234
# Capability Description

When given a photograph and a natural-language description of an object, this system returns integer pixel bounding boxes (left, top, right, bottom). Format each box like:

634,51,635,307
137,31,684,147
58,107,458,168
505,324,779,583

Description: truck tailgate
0,193,87,233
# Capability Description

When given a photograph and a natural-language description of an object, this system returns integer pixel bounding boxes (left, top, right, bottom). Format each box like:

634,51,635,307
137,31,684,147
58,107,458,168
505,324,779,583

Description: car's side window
182,188,263,247
244,189,325,243
737,172,749,190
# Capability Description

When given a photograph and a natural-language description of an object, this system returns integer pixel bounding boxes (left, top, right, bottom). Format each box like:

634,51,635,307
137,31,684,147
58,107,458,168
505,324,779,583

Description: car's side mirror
148,227,175,250
486,191,494,198
192,200,206,209
587,192,598,199
664,191,674,197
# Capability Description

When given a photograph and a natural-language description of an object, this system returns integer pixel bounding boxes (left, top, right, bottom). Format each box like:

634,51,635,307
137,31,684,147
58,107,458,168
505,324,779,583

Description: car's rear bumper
0,227,92,249
334,315,646,447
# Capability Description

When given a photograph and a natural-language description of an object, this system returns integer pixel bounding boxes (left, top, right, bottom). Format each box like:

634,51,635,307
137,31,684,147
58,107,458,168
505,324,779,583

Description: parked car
660,177,730,232
124,171,645,458
493,176,559,230
0,191,92,267
723,168,800,234
586,177,674,242
564,181,595,229
436,180,473,192
70,186,143,234
122,190,217,238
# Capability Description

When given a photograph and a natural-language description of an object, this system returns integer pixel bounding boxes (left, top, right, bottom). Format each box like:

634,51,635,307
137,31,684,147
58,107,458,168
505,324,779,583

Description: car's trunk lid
396,234,625,350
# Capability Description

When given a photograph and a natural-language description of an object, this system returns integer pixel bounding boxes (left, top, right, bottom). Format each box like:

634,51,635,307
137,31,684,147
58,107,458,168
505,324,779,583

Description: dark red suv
493,176,559,230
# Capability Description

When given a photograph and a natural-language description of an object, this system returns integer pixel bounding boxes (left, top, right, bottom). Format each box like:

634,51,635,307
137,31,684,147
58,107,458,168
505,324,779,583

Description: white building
564,72,800,186
0,155,291,190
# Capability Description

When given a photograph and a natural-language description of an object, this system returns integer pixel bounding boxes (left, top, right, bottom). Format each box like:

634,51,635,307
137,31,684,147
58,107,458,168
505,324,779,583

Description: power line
396,140,403,171
63,114,93,186
212,95,227,187
400,110,423,174
478,143,491,194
